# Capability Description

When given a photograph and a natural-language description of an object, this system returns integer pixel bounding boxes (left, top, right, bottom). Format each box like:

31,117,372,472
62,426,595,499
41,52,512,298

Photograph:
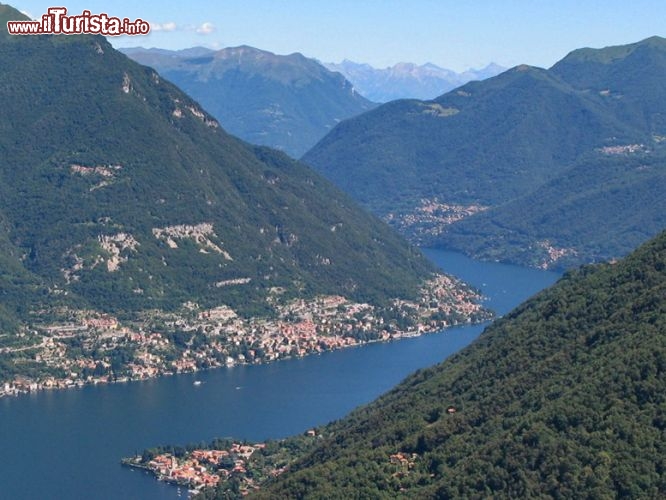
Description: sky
11,1,666,71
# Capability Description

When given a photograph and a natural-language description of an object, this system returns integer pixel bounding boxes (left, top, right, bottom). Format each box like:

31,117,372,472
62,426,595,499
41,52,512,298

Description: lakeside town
123,442,267,495
384,199,580,269
0,274,491,398
122,434,426,497
122,439,297,497
384,199,488,246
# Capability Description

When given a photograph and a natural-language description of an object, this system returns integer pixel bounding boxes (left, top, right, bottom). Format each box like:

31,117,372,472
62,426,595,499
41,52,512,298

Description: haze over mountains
121,46,505,156
324,60,505,102
304,36,666,270
122,46,375,157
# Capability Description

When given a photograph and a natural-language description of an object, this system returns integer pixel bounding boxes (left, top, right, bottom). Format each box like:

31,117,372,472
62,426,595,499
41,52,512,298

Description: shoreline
1,274,492,399
0,317,490,399
121,457,215,495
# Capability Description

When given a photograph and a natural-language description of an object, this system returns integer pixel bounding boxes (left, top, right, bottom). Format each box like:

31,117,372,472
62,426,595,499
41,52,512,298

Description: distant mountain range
323,60,505,102
304,37,666,269
121,46,375,157
251,227,666,499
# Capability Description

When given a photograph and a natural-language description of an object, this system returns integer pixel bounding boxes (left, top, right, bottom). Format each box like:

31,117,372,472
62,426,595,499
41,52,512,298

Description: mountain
440,146,666,269
551,36,666,135
303,37,666,269
324,60,505,102
121,46,375,157
0,4,483,385
245,229,666,498
442,37,666,268
304,64,640,211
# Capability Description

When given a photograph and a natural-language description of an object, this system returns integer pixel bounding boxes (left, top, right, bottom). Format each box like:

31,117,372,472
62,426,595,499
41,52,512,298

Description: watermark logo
7,7,150,36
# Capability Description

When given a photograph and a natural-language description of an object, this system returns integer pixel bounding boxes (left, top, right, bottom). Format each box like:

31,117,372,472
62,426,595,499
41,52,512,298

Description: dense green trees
0,5,439,339
246,231,666,498
303,37,666,269
122,46,375,158
442,145,666,269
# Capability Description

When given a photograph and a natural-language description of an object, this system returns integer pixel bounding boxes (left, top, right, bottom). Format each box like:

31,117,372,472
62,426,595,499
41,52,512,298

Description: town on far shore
1,274,492,398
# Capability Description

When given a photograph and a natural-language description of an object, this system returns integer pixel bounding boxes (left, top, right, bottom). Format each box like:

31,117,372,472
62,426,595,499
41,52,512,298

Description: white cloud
196,22,216,35
146,21,215,35
151,21,178,32
20,10,34,20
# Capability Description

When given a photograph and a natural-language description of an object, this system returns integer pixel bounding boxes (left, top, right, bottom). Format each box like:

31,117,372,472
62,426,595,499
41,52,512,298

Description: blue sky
12,1,666,71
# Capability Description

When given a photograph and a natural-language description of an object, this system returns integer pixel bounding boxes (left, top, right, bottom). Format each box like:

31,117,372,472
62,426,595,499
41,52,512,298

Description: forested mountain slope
250,230,666,498
0,4,480,386
122,46,375,157
304,37,666,269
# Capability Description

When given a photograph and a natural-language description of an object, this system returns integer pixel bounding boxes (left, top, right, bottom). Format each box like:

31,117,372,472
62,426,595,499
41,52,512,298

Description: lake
0,250,560,499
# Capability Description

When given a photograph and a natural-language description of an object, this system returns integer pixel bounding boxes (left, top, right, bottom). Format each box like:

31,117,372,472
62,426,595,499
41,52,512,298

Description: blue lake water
0,250,560,499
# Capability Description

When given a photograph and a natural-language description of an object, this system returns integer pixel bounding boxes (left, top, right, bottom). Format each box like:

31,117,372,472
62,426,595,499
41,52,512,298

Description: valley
0,249,560,500
121,46,375,157
1,3,665,499
0,4,485,396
